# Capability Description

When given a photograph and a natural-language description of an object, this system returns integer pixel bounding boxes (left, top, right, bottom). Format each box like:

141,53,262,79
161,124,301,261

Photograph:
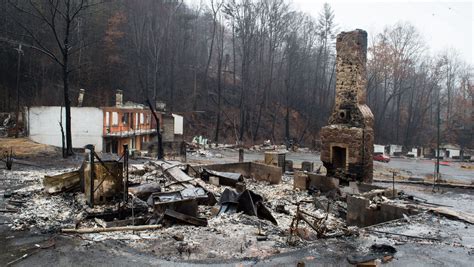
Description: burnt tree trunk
63,4,73,156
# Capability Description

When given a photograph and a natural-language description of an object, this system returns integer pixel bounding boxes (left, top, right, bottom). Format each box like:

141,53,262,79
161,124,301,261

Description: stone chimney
115,90,123,107
77,89,85,107
320,29,374,183
156,100,166,111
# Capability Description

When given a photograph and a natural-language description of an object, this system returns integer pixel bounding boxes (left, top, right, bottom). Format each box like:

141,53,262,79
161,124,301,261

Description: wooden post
238,148,244,162
85,144,95,208
392,171,395,199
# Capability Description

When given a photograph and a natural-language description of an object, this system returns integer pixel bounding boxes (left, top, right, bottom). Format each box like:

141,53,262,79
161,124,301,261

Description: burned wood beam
105,217,149,228
61,224,162,234
164,209,208,227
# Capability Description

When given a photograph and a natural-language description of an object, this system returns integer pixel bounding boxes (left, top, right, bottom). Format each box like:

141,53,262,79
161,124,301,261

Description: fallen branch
61,224,162,234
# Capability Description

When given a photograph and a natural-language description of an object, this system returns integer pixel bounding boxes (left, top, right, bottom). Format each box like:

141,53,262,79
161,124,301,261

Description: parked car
374,153,390,163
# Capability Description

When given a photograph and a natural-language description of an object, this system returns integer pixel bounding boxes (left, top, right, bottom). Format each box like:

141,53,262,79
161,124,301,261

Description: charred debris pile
2,148,473,262
3,151,350,239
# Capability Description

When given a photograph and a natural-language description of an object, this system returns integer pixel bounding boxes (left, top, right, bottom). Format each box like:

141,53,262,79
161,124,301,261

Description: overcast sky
292,0,473,64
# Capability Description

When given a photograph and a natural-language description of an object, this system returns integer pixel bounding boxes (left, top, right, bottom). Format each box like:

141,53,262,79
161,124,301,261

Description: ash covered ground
0,148,473,266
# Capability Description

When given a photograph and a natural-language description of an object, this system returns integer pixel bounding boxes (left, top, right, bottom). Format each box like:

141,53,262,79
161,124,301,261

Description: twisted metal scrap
288,201,329,245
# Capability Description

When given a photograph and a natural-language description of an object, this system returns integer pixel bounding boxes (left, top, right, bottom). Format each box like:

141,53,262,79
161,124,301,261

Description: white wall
28,106,103,151
389,145,403,156
374,144,385,154
172,114,183,135
407,148,419,158
435,149,446,157
446,149,460,158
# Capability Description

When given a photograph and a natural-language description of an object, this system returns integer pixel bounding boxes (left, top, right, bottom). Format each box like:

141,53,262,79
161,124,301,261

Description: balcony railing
103,125,156,137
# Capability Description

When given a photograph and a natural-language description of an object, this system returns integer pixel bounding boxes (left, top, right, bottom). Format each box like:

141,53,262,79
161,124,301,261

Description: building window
122,113,129,125
105,112,110,127
112,112,118,125
135,113,139,128
140,113,144,124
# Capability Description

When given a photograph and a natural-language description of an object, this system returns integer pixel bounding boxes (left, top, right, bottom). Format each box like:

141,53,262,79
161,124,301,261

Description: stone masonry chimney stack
156,100,166,111
77,88,85,107
320,29,374,183
115,90,123,107
334,30,368,108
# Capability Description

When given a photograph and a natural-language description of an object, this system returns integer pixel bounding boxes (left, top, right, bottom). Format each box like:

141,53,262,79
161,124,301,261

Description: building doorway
332,146,347,170
105,139,118,154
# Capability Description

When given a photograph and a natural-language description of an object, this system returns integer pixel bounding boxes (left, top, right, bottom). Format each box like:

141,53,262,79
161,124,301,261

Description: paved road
375,158,473,183
188,149,474,183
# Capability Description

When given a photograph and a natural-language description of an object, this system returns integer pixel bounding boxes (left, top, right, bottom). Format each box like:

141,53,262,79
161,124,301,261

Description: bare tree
8,0,98,156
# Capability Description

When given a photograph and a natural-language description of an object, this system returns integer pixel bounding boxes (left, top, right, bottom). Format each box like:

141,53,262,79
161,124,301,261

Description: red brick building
102,90,160,155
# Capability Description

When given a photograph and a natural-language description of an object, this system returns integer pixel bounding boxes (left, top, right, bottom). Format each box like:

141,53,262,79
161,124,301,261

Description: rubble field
1,150,473,266
1,162,349,261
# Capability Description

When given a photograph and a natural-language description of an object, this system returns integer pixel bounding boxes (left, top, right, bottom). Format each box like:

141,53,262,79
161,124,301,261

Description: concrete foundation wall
347,195,418,227
202,162,251,176
307,173,340,192
28,106,103,151
201,162,282,184
249,162,282,184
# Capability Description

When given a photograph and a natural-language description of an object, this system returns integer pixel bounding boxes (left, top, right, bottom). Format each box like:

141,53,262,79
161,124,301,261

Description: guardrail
103,126,156,137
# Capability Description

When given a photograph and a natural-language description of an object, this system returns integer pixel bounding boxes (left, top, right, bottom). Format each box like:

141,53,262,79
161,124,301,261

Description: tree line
0,0,472,153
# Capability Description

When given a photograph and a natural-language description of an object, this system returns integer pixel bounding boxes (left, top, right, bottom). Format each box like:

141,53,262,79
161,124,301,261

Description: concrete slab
347,193,418,227
307,174,339,192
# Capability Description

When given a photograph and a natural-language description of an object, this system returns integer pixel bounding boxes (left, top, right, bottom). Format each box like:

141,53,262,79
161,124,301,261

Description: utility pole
14,44,23,138
123,144,129,203
434,85,441,191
